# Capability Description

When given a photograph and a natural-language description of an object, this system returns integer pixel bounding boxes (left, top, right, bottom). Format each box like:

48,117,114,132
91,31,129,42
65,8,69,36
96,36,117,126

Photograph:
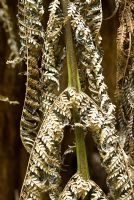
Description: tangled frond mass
0,0,133,199
59,173,108,200
18,0,134,199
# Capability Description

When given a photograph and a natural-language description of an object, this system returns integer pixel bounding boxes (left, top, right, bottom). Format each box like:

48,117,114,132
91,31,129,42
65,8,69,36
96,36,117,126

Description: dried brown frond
18,0,44,153
116,0,134,80
18,0,44,58
116,0,134,172
117,22,127,55
41,0,63,115
68,1,134,198
59,173,108,200
20,56,42,152
19,84,134,199
19,1,134,199
80,86,134,199
68,0,103,99
19,87,104,200
19,88,74,200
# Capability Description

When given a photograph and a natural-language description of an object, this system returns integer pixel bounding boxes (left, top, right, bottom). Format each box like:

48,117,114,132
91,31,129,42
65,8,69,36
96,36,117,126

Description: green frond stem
61,0,89,180
61,0,81,92
73,108,89,181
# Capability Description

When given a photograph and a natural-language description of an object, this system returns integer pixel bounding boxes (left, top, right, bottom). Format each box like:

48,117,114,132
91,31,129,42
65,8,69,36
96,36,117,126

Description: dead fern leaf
18,0,44,153
117,22,127,54
59,173,108,200
41,0,63,115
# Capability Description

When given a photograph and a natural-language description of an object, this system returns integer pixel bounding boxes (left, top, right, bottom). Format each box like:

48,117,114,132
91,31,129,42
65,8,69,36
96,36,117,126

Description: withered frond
59,173,108,200
69,0,102,38
19,88,73,200
67,1,134,197
18,1,134,199
79,89,134,198
19,87,104,200
41,0,63,116
117,22,127,55
68,0,112,115
20,84,134,199
20,56,42,153
18,0,44,153
116,0,134,172
117,0,134,75
18,0,44,58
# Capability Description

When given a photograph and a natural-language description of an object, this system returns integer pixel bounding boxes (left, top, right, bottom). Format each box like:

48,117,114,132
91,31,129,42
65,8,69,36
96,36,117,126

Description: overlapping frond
59,173,108,200
79,90,134,199
18,0,44,58
18,0,44,152
19,87,104,200
116,0,134,86
41,0,63,115
19,85,134,199
116,0,134,167
68,1,104,109
19,88,72,200
68,1,134,198
18,0,134,199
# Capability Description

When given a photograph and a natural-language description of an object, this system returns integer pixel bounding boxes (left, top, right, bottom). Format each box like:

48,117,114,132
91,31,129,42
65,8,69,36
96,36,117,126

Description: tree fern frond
82,96,134,199
117,22,127,54
59,173,108,200
18,1,134,199
19,88,72,200
67,2,134,198
19,84,134,199
18,0,44,153
71,0,102,38
68,1,111,114
125,7,133,33
18,0,44,58
116,0,134,77
19,87,103,200
116,0,134,168
41,0,63,115
80,0,102,38
20,56,42,152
